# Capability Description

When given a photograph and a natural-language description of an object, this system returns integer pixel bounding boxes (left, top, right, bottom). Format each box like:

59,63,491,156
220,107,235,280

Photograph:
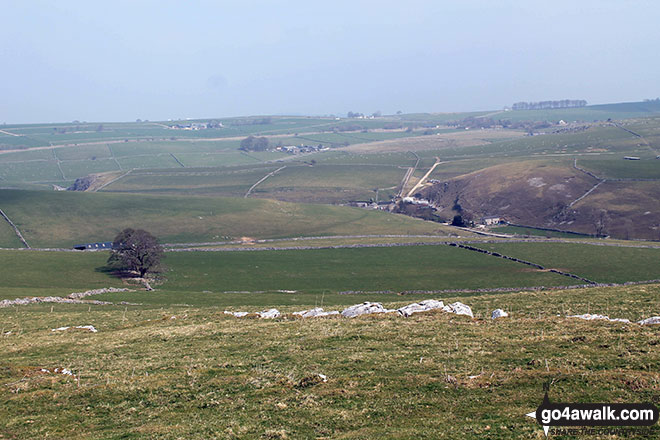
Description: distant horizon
3,97,658,126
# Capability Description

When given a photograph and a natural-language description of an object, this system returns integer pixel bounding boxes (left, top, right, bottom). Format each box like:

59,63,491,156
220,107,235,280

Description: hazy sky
2,0,659,123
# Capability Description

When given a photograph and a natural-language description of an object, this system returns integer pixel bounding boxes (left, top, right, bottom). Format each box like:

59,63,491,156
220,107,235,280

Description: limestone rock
491,309,509,319
397,299,445,317
341,302,394,318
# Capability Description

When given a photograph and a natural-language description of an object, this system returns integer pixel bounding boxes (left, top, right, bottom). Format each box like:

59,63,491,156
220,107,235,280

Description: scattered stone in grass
292,308,340,318
571,336,586,343
51,325,98,333
442,302,474,318
638,316,660,325
491,309,509,319
397,299,444,317
224,311,249,318
258,309,281,319
341,302,395,318
567,314,630,323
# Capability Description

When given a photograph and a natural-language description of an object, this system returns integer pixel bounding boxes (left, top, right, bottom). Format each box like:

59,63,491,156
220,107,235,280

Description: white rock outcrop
51,325,98,333
397,299,445,317
341,302,395,318
491,309,509,319
224,311,249,317
293,308,340,318
638,316,660,325
258,308,281,319
442,302,474,318
567,314,630,323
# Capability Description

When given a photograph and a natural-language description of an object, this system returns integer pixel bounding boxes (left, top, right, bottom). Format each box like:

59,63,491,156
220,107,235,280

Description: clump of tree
511,100,587,110
239,135,269,151
230,117,272,126
329,124,366,132
347,111,364,118
107,228,164,278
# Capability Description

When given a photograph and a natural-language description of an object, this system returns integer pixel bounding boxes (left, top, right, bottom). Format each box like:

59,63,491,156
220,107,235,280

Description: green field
470,242,660,284
3,240,660,307
576,157,660,179
0,250,124,300
490,225,589,238
498,100,660,123
0,218,22,248
0,190,449,248
0,244,570,305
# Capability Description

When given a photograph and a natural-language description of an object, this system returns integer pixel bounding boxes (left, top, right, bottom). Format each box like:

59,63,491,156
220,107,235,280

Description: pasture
1,282,658,439
470,242,660,284
0,190,448,248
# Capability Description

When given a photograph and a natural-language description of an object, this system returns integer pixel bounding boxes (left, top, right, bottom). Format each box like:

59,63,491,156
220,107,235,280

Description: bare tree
107,228,164,278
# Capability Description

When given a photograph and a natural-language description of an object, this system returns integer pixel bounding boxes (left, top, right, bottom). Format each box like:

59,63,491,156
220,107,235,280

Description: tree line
512,100,587,110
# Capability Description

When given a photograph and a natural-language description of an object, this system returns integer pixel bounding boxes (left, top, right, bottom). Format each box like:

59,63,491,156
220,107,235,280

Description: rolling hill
0,189,451,248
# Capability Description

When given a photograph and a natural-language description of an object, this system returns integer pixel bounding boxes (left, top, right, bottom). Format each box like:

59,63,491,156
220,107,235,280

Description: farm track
0,129,21,137
396,152,419,197
406,158,443,197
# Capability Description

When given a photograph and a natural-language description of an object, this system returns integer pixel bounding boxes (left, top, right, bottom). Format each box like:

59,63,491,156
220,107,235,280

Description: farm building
73,241,114,251
481,216,502,226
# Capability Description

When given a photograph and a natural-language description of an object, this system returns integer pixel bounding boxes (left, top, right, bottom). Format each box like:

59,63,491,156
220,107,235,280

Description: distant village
275,144,329,154
169,121,224,130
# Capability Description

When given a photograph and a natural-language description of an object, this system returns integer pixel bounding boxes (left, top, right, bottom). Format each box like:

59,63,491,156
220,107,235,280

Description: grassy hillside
1,283,659,439
0,190,449,248
0,218,22,248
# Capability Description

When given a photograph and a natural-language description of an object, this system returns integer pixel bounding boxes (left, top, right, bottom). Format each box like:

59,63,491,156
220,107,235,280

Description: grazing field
0,219,22,248
470,242,660,284
159,245,570,298
576,157,660,179
102,165,282,196
0,244,570,306
252,164,407,203
0,190,449,248
490,225,590,238
0,250,123,300
341,129,524,153
1,283,659,439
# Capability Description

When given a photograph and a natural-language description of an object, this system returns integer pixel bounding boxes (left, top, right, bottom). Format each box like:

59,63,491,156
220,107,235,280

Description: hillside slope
0,190,450,248
420,160,660,239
